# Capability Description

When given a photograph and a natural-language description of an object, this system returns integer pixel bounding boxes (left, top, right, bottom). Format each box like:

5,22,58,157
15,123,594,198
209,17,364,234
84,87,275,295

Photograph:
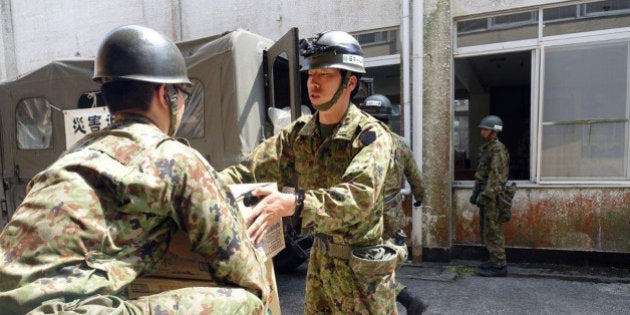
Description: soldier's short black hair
101,80,159,113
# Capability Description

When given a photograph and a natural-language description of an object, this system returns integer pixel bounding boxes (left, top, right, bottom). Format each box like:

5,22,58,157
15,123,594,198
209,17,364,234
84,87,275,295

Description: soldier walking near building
470,115,510,277
0,25,270,314
361,94,428,313
220,31,399,313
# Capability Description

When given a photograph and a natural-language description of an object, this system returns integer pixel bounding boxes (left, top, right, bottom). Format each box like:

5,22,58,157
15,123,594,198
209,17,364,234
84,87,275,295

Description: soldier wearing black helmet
0,25,270,314
361,94,429,313
470,115,510,277
220,31,397,313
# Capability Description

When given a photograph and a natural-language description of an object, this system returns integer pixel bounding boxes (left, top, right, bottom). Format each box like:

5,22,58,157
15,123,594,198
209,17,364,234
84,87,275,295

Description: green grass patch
446,265,476,276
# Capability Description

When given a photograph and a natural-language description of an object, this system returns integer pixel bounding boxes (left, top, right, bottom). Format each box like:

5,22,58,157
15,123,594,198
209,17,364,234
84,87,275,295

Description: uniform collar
298,103,361,141
113,113,154,125
481,138,499,148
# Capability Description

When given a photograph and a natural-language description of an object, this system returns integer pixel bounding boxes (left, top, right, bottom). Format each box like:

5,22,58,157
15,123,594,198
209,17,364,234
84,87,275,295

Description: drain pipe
402,0,411,145
410,0,424,264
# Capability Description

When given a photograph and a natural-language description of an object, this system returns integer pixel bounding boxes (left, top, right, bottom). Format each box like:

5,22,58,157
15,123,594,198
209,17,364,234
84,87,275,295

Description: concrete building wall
0,0,401,82
2,0,181,81
182,0,401,42
452,0,573,17
453,188,630,253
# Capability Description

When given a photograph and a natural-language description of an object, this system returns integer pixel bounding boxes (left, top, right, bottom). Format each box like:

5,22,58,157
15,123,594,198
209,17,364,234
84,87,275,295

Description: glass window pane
176,78,204,139
541,122,627,178
457,18,488,33
457,11,538,47
492,11,536,25
544,1,630,36
543,41,628,122
584,0,630,15
542,39,629,180
16,98,53,150
543,5,578,22
355,29,399,57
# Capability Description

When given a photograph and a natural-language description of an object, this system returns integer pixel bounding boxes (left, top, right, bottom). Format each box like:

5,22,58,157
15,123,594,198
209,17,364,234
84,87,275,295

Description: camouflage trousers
24,287,265,315
304,242,398,314
481,201,506,267
384,238,409,296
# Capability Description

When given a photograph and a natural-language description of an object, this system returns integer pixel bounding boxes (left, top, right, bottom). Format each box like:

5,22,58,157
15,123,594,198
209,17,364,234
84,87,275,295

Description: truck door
264,27,304,122
264,28,316,272
0,121,7,226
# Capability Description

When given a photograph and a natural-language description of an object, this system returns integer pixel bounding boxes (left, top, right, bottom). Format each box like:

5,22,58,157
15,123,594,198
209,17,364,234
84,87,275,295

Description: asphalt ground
276,259,630,314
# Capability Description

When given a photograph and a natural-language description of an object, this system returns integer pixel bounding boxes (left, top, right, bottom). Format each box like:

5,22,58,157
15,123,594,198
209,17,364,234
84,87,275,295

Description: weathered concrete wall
0,0,402,82
183,0,401,42
1,0,179,81
452,0,572,18
453,188,630,253
422,0,452,254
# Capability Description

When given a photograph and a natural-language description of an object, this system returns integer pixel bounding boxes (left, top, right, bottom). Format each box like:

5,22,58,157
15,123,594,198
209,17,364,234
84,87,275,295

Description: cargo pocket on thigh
349,245,397,304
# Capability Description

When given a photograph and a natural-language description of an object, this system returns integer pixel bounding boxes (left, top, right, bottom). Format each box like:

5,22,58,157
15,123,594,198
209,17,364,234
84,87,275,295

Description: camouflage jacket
220,104,393,247
0,115,269,309
474,138,509,200
382,133,424,235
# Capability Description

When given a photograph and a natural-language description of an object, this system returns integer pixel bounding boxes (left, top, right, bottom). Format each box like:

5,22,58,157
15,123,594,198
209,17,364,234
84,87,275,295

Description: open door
0,122,7,227
263,28,315,273
264,27,303,121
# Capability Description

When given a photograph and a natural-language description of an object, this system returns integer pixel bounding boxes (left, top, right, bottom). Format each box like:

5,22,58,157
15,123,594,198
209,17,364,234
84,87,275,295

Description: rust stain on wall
453,188,630,253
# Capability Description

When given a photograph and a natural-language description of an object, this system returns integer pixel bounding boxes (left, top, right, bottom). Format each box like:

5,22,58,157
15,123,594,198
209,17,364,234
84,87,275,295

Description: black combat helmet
362,94,398,117
299,31,366,74
93,25,191,86
478,115,503,132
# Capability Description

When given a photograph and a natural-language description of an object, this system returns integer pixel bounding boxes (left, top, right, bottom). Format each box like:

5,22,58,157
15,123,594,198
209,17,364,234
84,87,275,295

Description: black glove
470,191,479,205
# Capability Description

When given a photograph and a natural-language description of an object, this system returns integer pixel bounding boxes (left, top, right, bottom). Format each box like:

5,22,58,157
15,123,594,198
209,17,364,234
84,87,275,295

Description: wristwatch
294,189,305,217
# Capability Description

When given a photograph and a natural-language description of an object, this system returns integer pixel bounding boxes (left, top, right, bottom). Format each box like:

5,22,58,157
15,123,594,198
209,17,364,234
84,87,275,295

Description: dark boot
478,265,508,277
397,287,429,314
478,261,493,270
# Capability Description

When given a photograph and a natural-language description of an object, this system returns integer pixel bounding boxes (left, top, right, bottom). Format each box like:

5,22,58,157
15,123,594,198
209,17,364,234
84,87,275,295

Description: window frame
15,97,54,150
454,2,630,186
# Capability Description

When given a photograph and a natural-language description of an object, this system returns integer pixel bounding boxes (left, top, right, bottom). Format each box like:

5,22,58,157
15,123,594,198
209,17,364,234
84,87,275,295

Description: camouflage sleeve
219,126,296,185
481,145,509,199
169,143,269,300
397,135,424,203
300,124,393,239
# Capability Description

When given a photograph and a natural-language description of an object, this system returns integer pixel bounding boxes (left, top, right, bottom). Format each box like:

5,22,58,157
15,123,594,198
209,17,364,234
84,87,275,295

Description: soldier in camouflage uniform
362,94,428,314
470,115,510,277
220,31,398,314
0,25,270,314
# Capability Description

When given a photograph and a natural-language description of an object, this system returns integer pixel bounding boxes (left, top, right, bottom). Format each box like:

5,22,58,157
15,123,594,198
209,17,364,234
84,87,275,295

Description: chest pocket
322,139,354,184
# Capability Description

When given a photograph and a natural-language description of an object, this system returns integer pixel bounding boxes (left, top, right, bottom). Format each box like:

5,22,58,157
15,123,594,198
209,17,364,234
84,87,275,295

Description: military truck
0,27,314,272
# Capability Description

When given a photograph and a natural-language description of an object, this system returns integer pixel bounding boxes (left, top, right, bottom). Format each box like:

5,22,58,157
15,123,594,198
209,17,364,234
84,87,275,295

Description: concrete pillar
422,0,452,261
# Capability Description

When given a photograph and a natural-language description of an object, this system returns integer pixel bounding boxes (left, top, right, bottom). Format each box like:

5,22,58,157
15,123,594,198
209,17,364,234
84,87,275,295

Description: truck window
176,78,204,139
16,97,53,150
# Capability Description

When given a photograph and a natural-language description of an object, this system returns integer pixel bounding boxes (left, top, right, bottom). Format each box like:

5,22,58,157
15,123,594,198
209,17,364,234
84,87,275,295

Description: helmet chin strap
312,71,352,112
165,85,179,137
